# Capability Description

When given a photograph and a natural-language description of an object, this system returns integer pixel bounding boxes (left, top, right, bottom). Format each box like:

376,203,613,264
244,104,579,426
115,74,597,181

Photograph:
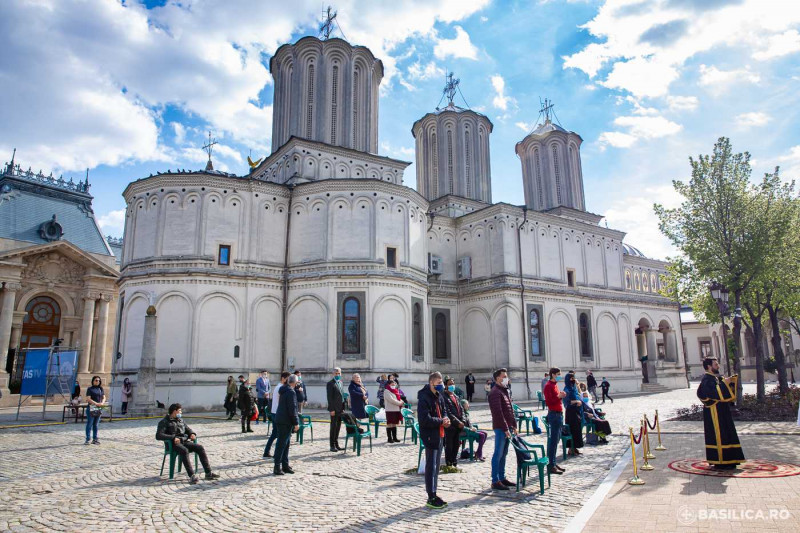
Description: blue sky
2,0,799,259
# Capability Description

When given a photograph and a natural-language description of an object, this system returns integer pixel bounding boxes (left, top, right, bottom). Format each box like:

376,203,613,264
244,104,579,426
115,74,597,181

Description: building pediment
0,241,119,281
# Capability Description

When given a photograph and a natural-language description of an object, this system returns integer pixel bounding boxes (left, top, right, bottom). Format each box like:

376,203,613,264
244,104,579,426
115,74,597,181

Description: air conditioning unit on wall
457,256,472,280
428,253,443,275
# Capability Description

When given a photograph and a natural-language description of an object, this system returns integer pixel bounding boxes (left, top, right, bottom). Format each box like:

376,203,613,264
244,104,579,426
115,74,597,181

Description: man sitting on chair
156,403,221,484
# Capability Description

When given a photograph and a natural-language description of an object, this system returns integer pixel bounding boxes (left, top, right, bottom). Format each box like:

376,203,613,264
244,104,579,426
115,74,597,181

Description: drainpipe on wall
280,184,295,372
517,207,531,401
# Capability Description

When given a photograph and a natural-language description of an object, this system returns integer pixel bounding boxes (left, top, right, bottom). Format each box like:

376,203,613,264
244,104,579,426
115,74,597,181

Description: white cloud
172,123,186,145
407,61,446,81
698,64,760,90
753,29,800,60
563,0,800,98
380,142,415,159
433,26,479,60
778,145,800,179
515,121,533,132
97,209,126,237
491,74,514,110
735,112,771,128
599,115,682,149
666,95,699,111
604,185,681,261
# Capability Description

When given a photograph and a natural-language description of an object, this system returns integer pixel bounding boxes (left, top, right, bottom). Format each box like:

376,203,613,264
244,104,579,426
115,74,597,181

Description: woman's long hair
91,375,102,388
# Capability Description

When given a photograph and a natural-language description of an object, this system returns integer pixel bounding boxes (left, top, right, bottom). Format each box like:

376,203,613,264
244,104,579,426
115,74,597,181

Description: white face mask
501,377,509,387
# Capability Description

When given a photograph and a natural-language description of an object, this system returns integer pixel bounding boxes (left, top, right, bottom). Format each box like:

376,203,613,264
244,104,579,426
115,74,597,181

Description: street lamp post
709,281,732,376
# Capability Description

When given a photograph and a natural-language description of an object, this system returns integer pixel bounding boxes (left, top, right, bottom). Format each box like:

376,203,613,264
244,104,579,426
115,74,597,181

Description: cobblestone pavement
0,384,784,532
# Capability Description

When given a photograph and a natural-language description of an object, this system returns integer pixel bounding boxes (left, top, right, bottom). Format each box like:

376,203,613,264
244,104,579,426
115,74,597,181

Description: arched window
306,64,315,138
464,128,471,197
529,308,541,357
446,129,454,194
434,312,448,359
552,145,562,204
431,132,438,198
342,297,360,354
21,296,61,349
330,65,339,144
412,303,422,357
578,312,592,358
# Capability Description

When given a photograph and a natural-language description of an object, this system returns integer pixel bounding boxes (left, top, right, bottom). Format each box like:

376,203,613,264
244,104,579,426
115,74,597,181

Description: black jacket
601,380,610,391
295,381,307,403
238,384,255,412
156,416,195,442
326,378,346,413
417,385,447,449
587,375,597,388
275,385,300,426
442,390,466,430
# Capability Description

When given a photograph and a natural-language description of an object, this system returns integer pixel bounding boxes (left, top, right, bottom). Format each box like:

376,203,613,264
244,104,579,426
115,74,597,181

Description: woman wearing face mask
442,377,467,467
383,377,404,443
349,374,369,420
121,378,133,415
563,373,584,455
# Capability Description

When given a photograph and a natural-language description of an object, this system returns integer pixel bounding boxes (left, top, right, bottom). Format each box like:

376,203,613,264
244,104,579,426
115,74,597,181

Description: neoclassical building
115,35,685,409
0,160,120,403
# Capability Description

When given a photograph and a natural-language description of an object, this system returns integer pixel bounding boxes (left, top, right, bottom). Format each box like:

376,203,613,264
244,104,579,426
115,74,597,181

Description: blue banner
47,351,78,395
20,349,50,396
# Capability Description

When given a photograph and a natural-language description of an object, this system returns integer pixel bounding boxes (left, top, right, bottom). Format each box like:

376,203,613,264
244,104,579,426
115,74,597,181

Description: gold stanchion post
643,415,656,460
628,426,645,485
640,418,655,470
655,410,666,451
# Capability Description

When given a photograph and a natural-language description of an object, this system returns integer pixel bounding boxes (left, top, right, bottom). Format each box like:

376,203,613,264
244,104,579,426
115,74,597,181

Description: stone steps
640,383,671,394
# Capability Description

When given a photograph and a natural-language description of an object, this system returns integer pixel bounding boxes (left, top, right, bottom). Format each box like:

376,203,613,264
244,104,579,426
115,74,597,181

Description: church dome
622,243,648,258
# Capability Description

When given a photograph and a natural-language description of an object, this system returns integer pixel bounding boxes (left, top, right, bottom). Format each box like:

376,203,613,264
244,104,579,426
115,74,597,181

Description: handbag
89,406,102,418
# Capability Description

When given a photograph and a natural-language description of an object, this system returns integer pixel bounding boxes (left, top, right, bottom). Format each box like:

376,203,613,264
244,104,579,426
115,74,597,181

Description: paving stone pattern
0,384,766,532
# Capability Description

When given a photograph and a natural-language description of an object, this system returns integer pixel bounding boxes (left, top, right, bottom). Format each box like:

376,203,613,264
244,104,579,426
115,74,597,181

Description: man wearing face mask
417,371,451,509
326,367,346,452
488,368,517,491
543,368,567,475
256,370,271,424
156,403,220,484
442,377,466,467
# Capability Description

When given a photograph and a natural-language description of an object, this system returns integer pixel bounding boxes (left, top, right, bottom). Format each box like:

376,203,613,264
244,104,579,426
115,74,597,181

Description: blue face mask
176,413,182,419
334,375,341,381
447,385,455,392
556,376,563,381
434,384,444,392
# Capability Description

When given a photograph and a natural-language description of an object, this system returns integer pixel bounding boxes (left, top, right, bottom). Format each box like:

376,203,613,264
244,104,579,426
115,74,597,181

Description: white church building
115,35,686,409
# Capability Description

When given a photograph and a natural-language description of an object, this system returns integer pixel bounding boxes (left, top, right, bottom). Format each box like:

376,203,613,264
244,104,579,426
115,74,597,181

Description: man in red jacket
488,368,517,491
544,367,567,475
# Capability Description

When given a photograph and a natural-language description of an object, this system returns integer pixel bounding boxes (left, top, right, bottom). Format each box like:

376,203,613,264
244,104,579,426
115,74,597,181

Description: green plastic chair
582,417,596,438
513,404,536,435
160,438,198,480
296,415,313,444
510,437,550,494
364,405,382,438
343,419,372,456
414,422,426,468
543,417,573,461
401,408,417,443
536,391,546,410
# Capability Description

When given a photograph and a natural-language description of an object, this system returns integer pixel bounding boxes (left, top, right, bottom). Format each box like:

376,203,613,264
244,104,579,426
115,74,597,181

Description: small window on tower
218,245,231,266
387,247,397,268
566,269,576,287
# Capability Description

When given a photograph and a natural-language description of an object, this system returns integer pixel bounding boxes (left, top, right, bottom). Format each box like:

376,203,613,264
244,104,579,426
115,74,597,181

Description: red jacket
543,380,563,412
488,385,517,431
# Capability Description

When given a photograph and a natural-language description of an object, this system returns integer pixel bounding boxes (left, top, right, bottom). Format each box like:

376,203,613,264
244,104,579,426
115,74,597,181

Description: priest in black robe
697,357,745,469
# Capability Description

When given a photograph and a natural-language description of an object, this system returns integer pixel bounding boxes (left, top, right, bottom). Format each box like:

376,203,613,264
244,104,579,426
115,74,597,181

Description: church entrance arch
21,295,62,349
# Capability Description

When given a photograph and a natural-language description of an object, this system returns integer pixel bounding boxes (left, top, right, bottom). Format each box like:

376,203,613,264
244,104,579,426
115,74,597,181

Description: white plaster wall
155,294,191,368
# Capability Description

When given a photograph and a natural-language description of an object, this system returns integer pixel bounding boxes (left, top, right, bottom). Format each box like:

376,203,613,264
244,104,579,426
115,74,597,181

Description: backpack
511,435,532,462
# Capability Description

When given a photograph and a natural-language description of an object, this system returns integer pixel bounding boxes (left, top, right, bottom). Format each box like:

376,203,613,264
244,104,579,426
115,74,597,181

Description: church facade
115,36,685,409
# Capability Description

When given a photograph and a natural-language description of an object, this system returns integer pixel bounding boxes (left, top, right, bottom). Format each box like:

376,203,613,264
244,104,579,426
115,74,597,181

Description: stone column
0,283,20,391
131,305,160,416
645,327,659,381
666,328,679,363
78,292,98,374
92,295,112,374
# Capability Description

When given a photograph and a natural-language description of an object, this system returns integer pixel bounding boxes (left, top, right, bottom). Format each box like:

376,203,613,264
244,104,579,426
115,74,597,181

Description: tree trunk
732,291,744,407
766,304,789,395
744,318,765,401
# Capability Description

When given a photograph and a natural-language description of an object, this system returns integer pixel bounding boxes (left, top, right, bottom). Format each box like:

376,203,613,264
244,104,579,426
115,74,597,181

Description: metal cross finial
443,72,460,106
320,5,338,40
203,131,218,170
540,98,555,123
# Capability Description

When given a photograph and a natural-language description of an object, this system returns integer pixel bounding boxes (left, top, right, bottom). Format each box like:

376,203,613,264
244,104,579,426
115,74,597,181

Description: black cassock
697,372,745,465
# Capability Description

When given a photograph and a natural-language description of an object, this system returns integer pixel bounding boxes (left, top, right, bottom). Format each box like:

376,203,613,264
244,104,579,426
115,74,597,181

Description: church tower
515,100,585,211
412,74,493,203
269,36,383,154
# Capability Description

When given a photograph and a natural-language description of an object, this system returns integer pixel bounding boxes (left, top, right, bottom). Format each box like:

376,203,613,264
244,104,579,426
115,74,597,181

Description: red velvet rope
646,415,657,430
632,424,643,445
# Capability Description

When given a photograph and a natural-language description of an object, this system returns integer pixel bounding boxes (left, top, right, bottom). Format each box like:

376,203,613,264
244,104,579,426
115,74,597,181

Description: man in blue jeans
417,371,451,509
543,367,566,475
488,367,517,490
